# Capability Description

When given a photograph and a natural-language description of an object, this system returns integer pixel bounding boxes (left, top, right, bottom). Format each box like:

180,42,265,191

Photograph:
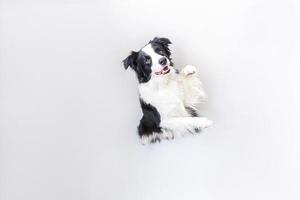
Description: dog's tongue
162,66,169,71
155,66,169,75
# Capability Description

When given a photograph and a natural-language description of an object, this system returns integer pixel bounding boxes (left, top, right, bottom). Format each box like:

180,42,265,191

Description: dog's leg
160,117,213,140
138,100,163,145
180,65,207,107
138,118,163,145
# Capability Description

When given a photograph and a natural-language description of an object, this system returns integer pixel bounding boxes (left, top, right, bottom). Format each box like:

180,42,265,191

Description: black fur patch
138,99,162,138
185,106,199,117
123,51,152,83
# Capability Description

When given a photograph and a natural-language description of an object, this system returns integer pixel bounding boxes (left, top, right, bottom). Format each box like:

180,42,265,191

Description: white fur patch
182,65,197,76
138,64,212,144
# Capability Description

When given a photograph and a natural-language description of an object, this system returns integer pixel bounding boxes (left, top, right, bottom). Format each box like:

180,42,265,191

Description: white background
1,0,300,200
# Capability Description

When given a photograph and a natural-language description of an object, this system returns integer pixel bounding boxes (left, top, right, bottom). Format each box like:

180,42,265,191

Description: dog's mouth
155,66,171,75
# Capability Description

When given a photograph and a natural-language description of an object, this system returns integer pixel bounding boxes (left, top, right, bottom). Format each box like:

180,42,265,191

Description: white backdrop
1,0,300,200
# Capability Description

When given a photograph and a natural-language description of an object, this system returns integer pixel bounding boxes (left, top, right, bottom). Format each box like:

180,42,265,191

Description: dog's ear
123,51,138,70
152,37,172,47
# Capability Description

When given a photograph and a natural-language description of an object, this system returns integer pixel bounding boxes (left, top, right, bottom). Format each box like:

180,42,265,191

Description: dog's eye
145,56,151,64
155,49,164,55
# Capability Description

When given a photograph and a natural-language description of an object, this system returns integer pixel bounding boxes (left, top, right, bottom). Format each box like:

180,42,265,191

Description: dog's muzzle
155,66,171,75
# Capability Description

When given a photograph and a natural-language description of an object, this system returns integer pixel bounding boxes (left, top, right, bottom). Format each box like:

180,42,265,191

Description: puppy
123,37,212,144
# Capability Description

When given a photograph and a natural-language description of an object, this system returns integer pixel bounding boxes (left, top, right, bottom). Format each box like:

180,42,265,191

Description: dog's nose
159,57,167,65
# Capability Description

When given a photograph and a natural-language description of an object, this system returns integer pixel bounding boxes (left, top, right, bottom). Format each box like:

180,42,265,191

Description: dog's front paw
181,65,197,76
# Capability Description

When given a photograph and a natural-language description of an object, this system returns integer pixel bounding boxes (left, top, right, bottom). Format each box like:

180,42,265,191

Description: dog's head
123,37,173,83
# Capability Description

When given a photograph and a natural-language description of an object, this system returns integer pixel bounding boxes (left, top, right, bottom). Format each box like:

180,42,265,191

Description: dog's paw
181,65,197,76
161,129,175,140
140,130,175,144
193,117,213,128
140,133,161,145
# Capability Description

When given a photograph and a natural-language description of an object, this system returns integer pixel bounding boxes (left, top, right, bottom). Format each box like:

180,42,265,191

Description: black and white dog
123,37,212,144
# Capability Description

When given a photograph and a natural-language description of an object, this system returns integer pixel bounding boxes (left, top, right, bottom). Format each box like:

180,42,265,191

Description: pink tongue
155,66,169,75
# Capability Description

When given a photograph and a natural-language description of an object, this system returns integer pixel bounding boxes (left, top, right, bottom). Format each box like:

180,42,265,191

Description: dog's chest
139,81,184,118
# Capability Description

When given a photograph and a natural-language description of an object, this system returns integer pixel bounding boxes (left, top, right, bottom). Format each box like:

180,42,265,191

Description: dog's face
123,37,173,83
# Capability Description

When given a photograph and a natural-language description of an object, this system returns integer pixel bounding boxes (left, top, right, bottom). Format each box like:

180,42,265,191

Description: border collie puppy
123,37,212,144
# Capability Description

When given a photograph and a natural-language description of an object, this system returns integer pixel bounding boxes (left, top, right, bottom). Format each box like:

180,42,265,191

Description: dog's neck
140,69,176,91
